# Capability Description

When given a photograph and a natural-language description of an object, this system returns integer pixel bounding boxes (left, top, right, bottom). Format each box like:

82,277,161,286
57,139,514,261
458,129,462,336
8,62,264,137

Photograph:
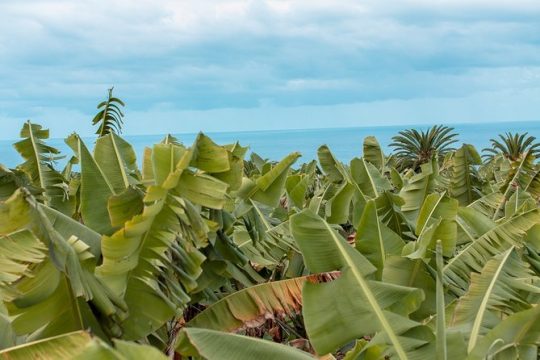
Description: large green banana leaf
450,247,540,353
39,204,102,257
491,153,538,219
142,132,186,182
94,133,140,193
177,328,314,360
290,209,434,358
233,200,298,268
324,182,356,224
382,256,437,320
0,230,47,300
448,144,482,206
467,305,540,360
444,208,540,296
13,122,71,213
213,142,247,191
457,206,496,241
190,133,230,173
142,147,154,182
487,154,512,187
317,145,347,183
374,191,410,238
0,229,46,349
504,189,536,218
519,165,540,201
0,331,95,359
467,191,505,219
176,172,229,209
0,302,15,350
238,152,301,207
0,190,100,256
0,331,168,360
186,275,316,332
69,133,145,234
286,173,310,209
0,166,40,201
107,186,144,228
363,136,385,172
403,193,458,260
399,159,439,223
390,167,404,190
350,157,391,199
355,200,404,279
1,190,126,340
66,134,116,235
108,339,169,360
415,192,458,237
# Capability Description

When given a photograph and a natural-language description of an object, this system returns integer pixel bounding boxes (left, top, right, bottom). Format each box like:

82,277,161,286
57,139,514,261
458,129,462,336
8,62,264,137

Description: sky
0,0,539,139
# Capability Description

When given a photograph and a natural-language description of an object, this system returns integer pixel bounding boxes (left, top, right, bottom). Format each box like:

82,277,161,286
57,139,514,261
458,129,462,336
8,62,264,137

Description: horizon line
0,118,538,142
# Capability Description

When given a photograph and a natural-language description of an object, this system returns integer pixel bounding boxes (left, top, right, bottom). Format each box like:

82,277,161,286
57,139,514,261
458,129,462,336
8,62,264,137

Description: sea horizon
1,120,539,168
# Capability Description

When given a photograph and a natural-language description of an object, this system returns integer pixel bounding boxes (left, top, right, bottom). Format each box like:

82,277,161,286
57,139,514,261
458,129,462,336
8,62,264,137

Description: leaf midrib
110,134,129,189
27,121,47,205
467,247,514,353
322,220,409,360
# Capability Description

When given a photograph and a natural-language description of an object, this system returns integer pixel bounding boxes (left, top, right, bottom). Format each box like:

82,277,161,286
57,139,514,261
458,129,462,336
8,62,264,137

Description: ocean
1,121,539,168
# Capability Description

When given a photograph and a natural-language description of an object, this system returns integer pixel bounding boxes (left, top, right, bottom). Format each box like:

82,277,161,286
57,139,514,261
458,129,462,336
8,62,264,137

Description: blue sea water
1,121,539,168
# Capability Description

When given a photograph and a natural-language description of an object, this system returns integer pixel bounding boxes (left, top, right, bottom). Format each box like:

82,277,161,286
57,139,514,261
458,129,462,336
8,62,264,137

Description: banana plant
0,190,126,342
13,122,73,215
96,136,233,340
449,247,540,353
290,209,434,359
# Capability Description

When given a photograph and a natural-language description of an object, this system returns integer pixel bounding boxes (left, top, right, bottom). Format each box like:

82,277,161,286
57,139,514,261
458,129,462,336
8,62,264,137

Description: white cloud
0,0,539,138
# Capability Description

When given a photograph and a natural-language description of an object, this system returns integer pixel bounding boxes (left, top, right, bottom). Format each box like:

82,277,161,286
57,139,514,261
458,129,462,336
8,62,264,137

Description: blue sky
0,0,539,139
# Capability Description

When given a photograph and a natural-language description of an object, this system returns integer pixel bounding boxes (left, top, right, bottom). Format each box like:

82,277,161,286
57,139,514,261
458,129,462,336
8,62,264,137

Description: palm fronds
92,87,125,137
482,132,540,161
390,125,458,170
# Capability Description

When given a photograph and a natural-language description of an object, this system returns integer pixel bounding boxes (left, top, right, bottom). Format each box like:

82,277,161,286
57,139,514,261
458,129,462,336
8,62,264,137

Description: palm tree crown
482,132,540,161
389,125,458,170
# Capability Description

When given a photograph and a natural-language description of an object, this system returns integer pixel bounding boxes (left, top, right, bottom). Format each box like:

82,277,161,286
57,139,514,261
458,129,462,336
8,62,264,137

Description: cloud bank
0,0,539,138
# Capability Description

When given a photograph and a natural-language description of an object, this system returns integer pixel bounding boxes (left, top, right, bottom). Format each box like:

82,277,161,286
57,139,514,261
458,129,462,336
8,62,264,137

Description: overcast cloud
0,0,539,138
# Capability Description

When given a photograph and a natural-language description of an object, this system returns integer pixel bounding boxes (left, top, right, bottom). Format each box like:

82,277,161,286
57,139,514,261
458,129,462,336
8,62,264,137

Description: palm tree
389,125,458,170
482,132,540,161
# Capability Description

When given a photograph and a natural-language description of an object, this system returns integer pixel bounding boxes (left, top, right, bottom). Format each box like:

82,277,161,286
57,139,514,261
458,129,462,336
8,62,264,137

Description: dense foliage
1,101,540,359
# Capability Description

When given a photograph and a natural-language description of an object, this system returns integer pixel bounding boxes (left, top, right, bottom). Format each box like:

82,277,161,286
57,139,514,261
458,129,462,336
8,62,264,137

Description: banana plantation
1,95,540,359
